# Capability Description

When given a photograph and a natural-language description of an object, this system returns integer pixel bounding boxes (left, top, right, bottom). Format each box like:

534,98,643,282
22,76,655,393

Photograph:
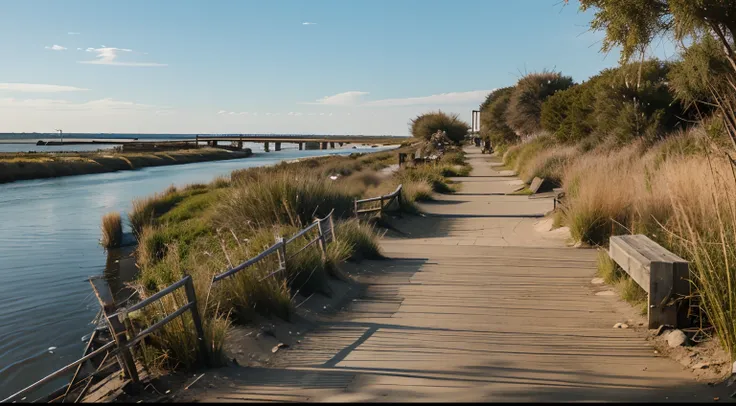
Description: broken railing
353,184,403,217
3,210,338,404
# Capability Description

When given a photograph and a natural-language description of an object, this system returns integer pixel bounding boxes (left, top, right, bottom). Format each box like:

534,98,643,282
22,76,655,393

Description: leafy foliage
505,72,574,136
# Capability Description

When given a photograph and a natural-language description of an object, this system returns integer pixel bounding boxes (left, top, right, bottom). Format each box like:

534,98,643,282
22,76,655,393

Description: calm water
0,144,394,400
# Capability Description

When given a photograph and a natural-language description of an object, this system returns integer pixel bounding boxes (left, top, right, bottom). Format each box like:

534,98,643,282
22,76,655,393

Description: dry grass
100,211,123,249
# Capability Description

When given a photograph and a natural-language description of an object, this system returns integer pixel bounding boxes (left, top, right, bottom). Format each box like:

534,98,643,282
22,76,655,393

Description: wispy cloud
79,47,167,67
45,45,67,51
0,83,88,93
302,22,317,25
305,91,369,106
0,97,157,111
364,90,492,107
68,32,81,35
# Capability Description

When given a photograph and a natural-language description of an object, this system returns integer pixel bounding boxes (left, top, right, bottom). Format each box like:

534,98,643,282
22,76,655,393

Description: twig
184,373,205,390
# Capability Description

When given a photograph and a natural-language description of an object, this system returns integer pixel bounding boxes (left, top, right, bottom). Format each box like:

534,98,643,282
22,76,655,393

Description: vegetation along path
187,146,729,402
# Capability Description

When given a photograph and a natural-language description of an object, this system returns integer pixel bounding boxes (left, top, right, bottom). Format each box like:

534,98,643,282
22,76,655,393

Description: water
0,144,394,400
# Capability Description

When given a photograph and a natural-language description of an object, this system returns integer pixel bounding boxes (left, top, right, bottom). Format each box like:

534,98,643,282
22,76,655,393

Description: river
0,144,394,400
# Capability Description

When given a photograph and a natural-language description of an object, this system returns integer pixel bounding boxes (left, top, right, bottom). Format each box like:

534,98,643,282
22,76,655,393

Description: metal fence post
183,274,209,367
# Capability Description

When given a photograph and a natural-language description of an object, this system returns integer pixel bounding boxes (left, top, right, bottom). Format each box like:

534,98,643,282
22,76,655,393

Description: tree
410,111,469,144
505,72,574,136
576,0,736,73
479,87,517,147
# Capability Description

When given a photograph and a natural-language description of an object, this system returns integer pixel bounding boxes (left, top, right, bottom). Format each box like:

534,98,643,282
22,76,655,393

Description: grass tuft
100,211,123,249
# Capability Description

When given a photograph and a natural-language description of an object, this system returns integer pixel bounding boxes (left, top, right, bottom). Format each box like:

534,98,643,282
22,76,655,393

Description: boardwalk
189,146,727,402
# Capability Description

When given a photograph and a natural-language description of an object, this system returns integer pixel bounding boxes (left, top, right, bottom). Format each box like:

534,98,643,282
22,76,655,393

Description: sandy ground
172,146,734,403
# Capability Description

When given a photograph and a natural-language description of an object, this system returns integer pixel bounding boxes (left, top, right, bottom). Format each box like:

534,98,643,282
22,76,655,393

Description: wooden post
354,199,359,218
182,274,209,366
328,212,336,243
89,278,139,383
316,220,327,260
379,196,385,216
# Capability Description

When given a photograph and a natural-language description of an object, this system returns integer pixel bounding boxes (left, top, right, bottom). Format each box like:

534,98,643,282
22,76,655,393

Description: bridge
23,134,408,152
194,134,407,151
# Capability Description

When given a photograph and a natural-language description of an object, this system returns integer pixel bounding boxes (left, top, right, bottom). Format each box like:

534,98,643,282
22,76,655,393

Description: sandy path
190,146,729,402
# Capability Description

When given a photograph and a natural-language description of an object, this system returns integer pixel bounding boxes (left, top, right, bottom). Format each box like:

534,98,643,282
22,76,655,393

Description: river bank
0,145,406,401
0,148,253,184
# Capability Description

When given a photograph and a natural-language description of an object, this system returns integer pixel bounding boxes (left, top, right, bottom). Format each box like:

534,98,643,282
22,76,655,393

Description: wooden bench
609,235,690,329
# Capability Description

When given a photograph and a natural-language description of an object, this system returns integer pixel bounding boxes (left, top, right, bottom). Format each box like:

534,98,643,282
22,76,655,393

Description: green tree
479,87,517,147
505,71,574,136
576,0,736,72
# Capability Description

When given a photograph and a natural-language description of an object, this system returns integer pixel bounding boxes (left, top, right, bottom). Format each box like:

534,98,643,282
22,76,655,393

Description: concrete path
192,146,727,402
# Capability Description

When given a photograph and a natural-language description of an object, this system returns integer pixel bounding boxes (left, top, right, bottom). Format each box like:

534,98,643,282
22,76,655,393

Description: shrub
410,111,470,144
100,211,123,249
480,87,518,148
335,218,384,260
218,171,357,231
505,71,574,136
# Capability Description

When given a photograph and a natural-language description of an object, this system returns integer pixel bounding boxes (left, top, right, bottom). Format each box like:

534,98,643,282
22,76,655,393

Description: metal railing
354,184,403,217
1,210,338,404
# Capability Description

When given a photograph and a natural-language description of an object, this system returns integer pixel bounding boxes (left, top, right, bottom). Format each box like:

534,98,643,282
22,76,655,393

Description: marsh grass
100,211,123,249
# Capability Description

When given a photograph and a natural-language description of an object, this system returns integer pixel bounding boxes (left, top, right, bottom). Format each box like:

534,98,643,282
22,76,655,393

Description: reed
100,211,123,249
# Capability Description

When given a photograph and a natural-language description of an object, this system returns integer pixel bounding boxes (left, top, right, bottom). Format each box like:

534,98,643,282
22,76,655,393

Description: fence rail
354,184,403,217
2,210,339,404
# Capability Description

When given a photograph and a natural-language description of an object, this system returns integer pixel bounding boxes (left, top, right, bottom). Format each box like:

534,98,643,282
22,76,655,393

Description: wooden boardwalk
189,146,727,402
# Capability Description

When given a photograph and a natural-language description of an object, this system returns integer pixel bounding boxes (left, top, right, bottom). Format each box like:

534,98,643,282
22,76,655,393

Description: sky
0,0,679,136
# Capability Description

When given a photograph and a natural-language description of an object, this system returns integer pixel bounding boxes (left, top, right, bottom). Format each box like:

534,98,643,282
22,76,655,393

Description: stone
693,362,711,370
665,329,688,348
591,278,605,285
596,290,616,296
613,323,622,329
621,323,629,329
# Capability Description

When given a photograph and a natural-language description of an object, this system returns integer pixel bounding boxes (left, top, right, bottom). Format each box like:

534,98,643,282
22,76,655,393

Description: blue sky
0,0,678,135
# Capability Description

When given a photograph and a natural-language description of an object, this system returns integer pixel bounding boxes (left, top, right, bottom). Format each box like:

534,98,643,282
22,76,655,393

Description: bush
100,211,123,249
410,111,470,144
505,71,574,136
335,218,384,260
480,87,518,148
218,171,357,231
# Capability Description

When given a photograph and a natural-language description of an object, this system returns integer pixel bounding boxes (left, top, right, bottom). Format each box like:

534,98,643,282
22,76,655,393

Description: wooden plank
529,177,545,194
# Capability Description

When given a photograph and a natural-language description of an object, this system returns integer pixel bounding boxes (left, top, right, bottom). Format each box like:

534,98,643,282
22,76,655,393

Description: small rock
591,278,605,285
665,329,688,348
654,350,659,354
693,362,711,370
596,290,616,296
614,323,623,329
621,323,629,329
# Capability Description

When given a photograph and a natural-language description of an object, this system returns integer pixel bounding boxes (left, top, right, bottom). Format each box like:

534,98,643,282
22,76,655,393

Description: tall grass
334,218,384,260
100,211,123,249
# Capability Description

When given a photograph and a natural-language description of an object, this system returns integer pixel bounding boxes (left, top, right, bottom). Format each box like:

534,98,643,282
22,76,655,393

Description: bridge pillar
275,142,281,151
320,142,328,150
213,140,219,147
329,142,335,149
264,142,270,152
298,142,303,150
237,141,243,149
339,142,344,147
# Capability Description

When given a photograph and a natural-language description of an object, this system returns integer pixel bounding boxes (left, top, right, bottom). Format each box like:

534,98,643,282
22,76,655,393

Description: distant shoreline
0,147,253,185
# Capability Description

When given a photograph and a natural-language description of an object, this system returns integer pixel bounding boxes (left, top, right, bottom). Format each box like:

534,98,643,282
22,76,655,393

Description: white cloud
364,90,492,107
45,45,67,51
0,97,156,111
217,110,227,115
306,91,369,106
79,47,167,67
302,22,317,25
0,83,88,93
68,32,80,35
77,48,83,51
